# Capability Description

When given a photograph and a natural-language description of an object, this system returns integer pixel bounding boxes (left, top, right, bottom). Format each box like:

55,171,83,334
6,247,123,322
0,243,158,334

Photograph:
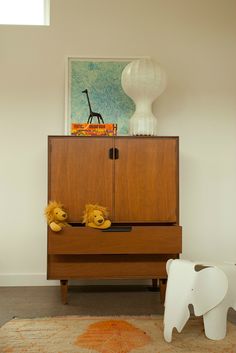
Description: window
0,0,50,25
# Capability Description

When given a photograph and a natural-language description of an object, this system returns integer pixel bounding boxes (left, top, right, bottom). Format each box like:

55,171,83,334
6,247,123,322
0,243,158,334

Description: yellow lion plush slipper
45,201,70,232
82,204,111,229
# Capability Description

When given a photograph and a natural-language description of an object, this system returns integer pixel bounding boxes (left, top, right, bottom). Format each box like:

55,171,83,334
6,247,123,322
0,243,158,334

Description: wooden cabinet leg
152,279,158,291
60,280,68,305
159,278,167,304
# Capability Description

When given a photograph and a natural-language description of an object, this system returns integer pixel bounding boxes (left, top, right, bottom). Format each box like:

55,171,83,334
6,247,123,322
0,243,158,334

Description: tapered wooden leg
60,280,68,304
152,279,158,291
159,278,167,304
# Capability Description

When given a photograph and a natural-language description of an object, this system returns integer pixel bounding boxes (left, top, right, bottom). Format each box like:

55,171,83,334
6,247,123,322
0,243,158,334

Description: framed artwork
65,57,137,136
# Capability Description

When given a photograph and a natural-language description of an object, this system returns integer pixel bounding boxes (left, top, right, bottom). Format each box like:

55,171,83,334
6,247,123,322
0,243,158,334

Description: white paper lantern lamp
121,58,167,136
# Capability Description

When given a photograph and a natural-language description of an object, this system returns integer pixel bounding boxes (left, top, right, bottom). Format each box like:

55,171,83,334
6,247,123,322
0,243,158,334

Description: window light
0,0,50,25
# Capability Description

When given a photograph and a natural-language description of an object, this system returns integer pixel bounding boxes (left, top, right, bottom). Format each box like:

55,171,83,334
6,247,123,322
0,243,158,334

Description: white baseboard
0,274,151,287
0,274,58,286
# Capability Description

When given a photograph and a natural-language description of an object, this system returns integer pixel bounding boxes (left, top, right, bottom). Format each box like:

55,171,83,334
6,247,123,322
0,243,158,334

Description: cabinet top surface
48,136,179,140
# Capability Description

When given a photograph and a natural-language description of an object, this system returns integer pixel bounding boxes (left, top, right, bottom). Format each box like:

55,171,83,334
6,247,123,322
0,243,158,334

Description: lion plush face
53,207,68,222
90,209,105,226
82,204,110,228
45,201,68,224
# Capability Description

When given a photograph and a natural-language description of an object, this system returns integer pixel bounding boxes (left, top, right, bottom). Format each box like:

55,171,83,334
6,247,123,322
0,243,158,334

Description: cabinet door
49,137,114,222
114,137,178,223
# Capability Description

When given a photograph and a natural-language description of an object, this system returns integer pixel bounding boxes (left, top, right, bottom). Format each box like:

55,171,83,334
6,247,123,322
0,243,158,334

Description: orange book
71,123,117,136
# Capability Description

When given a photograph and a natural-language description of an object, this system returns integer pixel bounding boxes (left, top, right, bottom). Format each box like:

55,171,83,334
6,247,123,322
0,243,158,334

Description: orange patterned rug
0,315,235,353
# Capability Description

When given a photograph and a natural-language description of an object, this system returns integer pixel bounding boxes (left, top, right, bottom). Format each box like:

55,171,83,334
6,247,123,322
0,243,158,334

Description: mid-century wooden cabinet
47,136,182,303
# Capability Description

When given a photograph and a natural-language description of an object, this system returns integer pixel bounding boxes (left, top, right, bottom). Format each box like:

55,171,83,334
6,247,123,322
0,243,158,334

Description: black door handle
114,148,119,159
109,148,114,159
109,148,119,159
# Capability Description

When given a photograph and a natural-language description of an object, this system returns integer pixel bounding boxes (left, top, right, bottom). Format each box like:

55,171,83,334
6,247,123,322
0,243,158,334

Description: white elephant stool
163,259,236,341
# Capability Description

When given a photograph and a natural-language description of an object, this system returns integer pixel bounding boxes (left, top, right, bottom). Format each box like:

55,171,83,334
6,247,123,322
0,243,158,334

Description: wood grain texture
47,254,178,279
114,137,178,222
159,278,167,304
60,280,68,304
48,137,114,222
48,226,182,255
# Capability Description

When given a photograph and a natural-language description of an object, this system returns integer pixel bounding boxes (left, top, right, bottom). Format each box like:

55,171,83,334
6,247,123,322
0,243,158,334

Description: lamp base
129,114,158,136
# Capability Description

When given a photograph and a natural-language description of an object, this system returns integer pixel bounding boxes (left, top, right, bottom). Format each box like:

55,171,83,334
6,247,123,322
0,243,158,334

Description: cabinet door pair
49,137,178,224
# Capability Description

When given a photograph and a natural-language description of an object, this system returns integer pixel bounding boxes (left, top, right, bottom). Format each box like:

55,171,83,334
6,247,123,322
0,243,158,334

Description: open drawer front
48,225,182,255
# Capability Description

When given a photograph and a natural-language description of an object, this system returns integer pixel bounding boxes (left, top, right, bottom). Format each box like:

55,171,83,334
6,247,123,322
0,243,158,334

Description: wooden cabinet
49,137,114,222
47,136,182,304
114,138,178,222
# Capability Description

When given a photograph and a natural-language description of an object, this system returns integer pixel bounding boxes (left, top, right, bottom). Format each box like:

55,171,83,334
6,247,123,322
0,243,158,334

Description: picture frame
65,57,141,136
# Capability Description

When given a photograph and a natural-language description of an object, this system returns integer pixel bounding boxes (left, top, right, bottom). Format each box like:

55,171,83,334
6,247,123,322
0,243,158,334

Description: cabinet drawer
48,226,182,255
47,254,177,279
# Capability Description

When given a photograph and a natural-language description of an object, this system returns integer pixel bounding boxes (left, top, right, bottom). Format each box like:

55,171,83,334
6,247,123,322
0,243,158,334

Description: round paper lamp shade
121,58,167,136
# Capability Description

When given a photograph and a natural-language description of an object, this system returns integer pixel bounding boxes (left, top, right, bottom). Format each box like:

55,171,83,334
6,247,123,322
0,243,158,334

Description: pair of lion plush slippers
45,201,111,232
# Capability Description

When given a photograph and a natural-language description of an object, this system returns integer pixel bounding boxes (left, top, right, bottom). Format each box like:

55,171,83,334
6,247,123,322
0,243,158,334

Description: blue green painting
68,59,135,135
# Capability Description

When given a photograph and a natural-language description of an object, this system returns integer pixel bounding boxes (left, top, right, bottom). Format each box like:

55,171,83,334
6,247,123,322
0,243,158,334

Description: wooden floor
0,285,235,328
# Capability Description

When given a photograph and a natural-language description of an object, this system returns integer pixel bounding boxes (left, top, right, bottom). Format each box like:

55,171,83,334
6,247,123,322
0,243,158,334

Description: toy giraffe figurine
82,89,104,124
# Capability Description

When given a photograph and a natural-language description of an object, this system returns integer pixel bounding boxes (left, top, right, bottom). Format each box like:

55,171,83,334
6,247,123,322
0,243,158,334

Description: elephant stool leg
203,305,228,340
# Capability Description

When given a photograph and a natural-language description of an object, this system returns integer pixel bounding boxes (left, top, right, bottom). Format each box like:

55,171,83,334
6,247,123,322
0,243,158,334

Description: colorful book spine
71,123,117,136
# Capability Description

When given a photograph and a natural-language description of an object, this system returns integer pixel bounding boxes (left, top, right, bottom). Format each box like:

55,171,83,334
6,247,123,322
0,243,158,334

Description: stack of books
71,123,117,136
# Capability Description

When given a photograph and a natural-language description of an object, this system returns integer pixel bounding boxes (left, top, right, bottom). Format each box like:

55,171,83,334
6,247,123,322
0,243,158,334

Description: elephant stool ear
166,259,173,274
192,266,228,316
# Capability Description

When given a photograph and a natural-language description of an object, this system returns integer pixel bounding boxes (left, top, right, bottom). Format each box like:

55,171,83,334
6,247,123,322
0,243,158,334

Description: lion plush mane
45,201,69,232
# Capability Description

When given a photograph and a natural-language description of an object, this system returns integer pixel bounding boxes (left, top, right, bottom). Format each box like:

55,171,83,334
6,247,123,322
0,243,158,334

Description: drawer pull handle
102,226,132,232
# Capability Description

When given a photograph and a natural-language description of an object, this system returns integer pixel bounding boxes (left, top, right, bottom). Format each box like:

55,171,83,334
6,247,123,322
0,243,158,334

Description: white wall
0,0,235,286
